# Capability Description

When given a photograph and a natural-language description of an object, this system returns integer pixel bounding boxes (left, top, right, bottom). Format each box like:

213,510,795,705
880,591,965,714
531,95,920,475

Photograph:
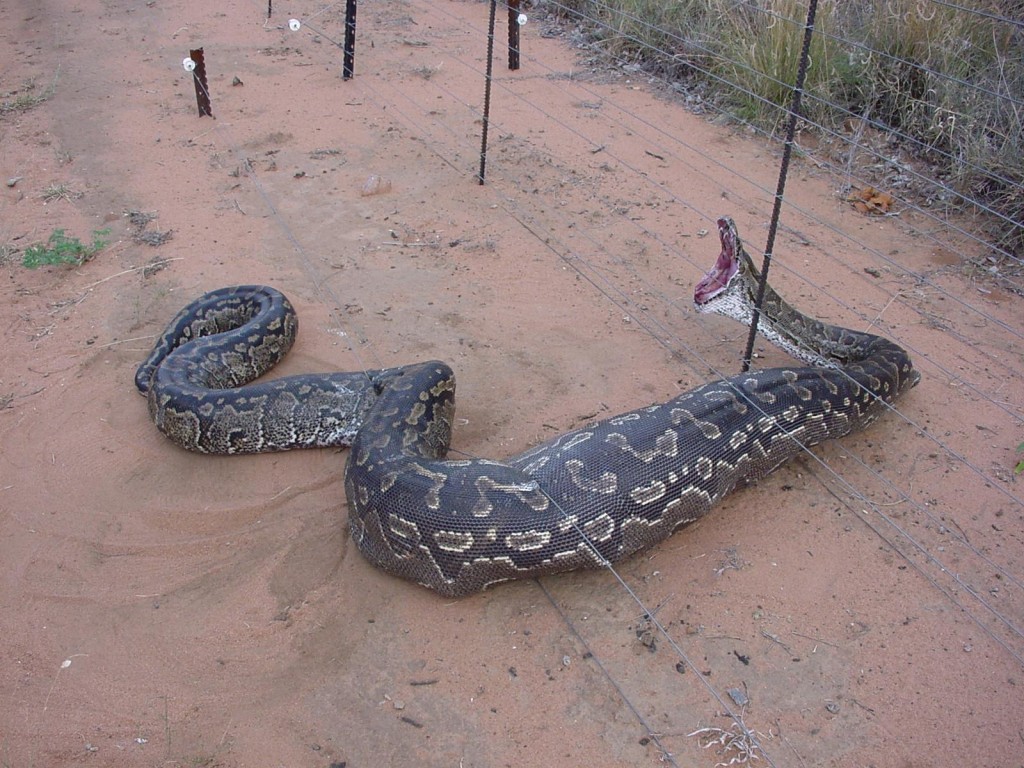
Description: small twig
944,516,971,545
865,289,905,333
791,631,839,648
842,104,871,194
774,719,807,768
95,334,157,349
850,697,876,714
760,630,793,654
876,497,908,507
268,485,293,502
219,717,233,746
43,653,88,712
187,125,219,143
79,258,183,291
163,694,171,757
8,386,46,403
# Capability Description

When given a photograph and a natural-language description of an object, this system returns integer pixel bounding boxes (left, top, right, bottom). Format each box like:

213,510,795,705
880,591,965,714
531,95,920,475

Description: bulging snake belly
137,217,920,597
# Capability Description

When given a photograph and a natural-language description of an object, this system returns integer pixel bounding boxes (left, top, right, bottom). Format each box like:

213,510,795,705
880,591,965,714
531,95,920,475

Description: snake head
693,217,743,309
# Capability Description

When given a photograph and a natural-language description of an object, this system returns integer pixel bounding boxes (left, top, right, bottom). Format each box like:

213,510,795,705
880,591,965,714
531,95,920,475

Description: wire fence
550,0,1024,273
221,0,1024,763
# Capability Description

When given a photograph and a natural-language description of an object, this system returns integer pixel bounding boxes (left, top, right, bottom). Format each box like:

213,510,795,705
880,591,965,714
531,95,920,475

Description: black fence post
343,0,357,79
507,0,521,71
741,0,819,372
477,0,498,184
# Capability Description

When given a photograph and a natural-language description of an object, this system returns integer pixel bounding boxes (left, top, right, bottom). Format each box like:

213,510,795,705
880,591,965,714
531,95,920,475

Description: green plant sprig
21,228,110,269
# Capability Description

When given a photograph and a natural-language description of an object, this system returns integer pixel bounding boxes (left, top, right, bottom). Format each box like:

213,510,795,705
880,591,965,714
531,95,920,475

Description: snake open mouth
693,217,740,307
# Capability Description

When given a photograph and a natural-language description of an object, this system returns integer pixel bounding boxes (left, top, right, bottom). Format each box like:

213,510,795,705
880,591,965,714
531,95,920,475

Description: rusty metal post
188,48,213,117
477,0,498,184
507,0,521,70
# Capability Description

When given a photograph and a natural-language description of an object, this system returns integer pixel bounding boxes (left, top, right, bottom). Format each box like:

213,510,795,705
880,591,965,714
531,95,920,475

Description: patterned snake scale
137,217,920,597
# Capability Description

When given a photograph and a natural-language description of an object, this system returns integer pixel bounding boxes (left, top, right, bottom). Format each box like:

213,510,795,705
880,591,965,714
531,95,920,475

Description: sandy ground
2,1,1023,766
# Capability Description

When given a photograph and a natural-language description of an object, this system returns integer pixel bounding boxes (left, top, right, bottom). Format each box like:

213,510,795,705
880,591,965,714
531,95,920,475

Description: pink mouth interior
693,218,738,305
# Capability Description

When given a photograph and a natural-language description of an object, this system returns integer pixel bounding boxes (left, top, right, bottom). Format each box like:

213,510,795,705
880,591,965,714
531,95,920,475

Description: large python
137,217,919,597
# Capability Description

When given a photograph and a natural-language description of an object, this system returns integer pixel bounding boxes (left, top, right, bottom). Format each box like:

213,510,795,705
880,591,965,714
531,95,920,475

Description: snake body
136,286,387,453
138,218,919,597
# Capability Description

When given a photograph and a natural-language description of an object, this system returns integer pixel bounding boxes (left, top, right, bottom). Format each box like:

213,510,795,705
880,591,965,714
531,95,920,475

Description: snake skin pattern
137,217,919,597
136,286,390,453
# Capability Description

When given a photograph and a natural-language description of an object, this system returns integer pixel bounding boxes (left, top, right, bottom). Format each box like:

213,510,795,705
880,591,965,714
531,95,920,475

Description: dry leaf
849,186,895,215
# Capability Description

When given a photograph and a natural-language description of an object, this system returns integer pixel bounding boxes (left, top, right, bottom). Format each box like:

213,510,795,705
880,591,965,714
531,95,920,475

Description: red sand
2,1,1021,766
